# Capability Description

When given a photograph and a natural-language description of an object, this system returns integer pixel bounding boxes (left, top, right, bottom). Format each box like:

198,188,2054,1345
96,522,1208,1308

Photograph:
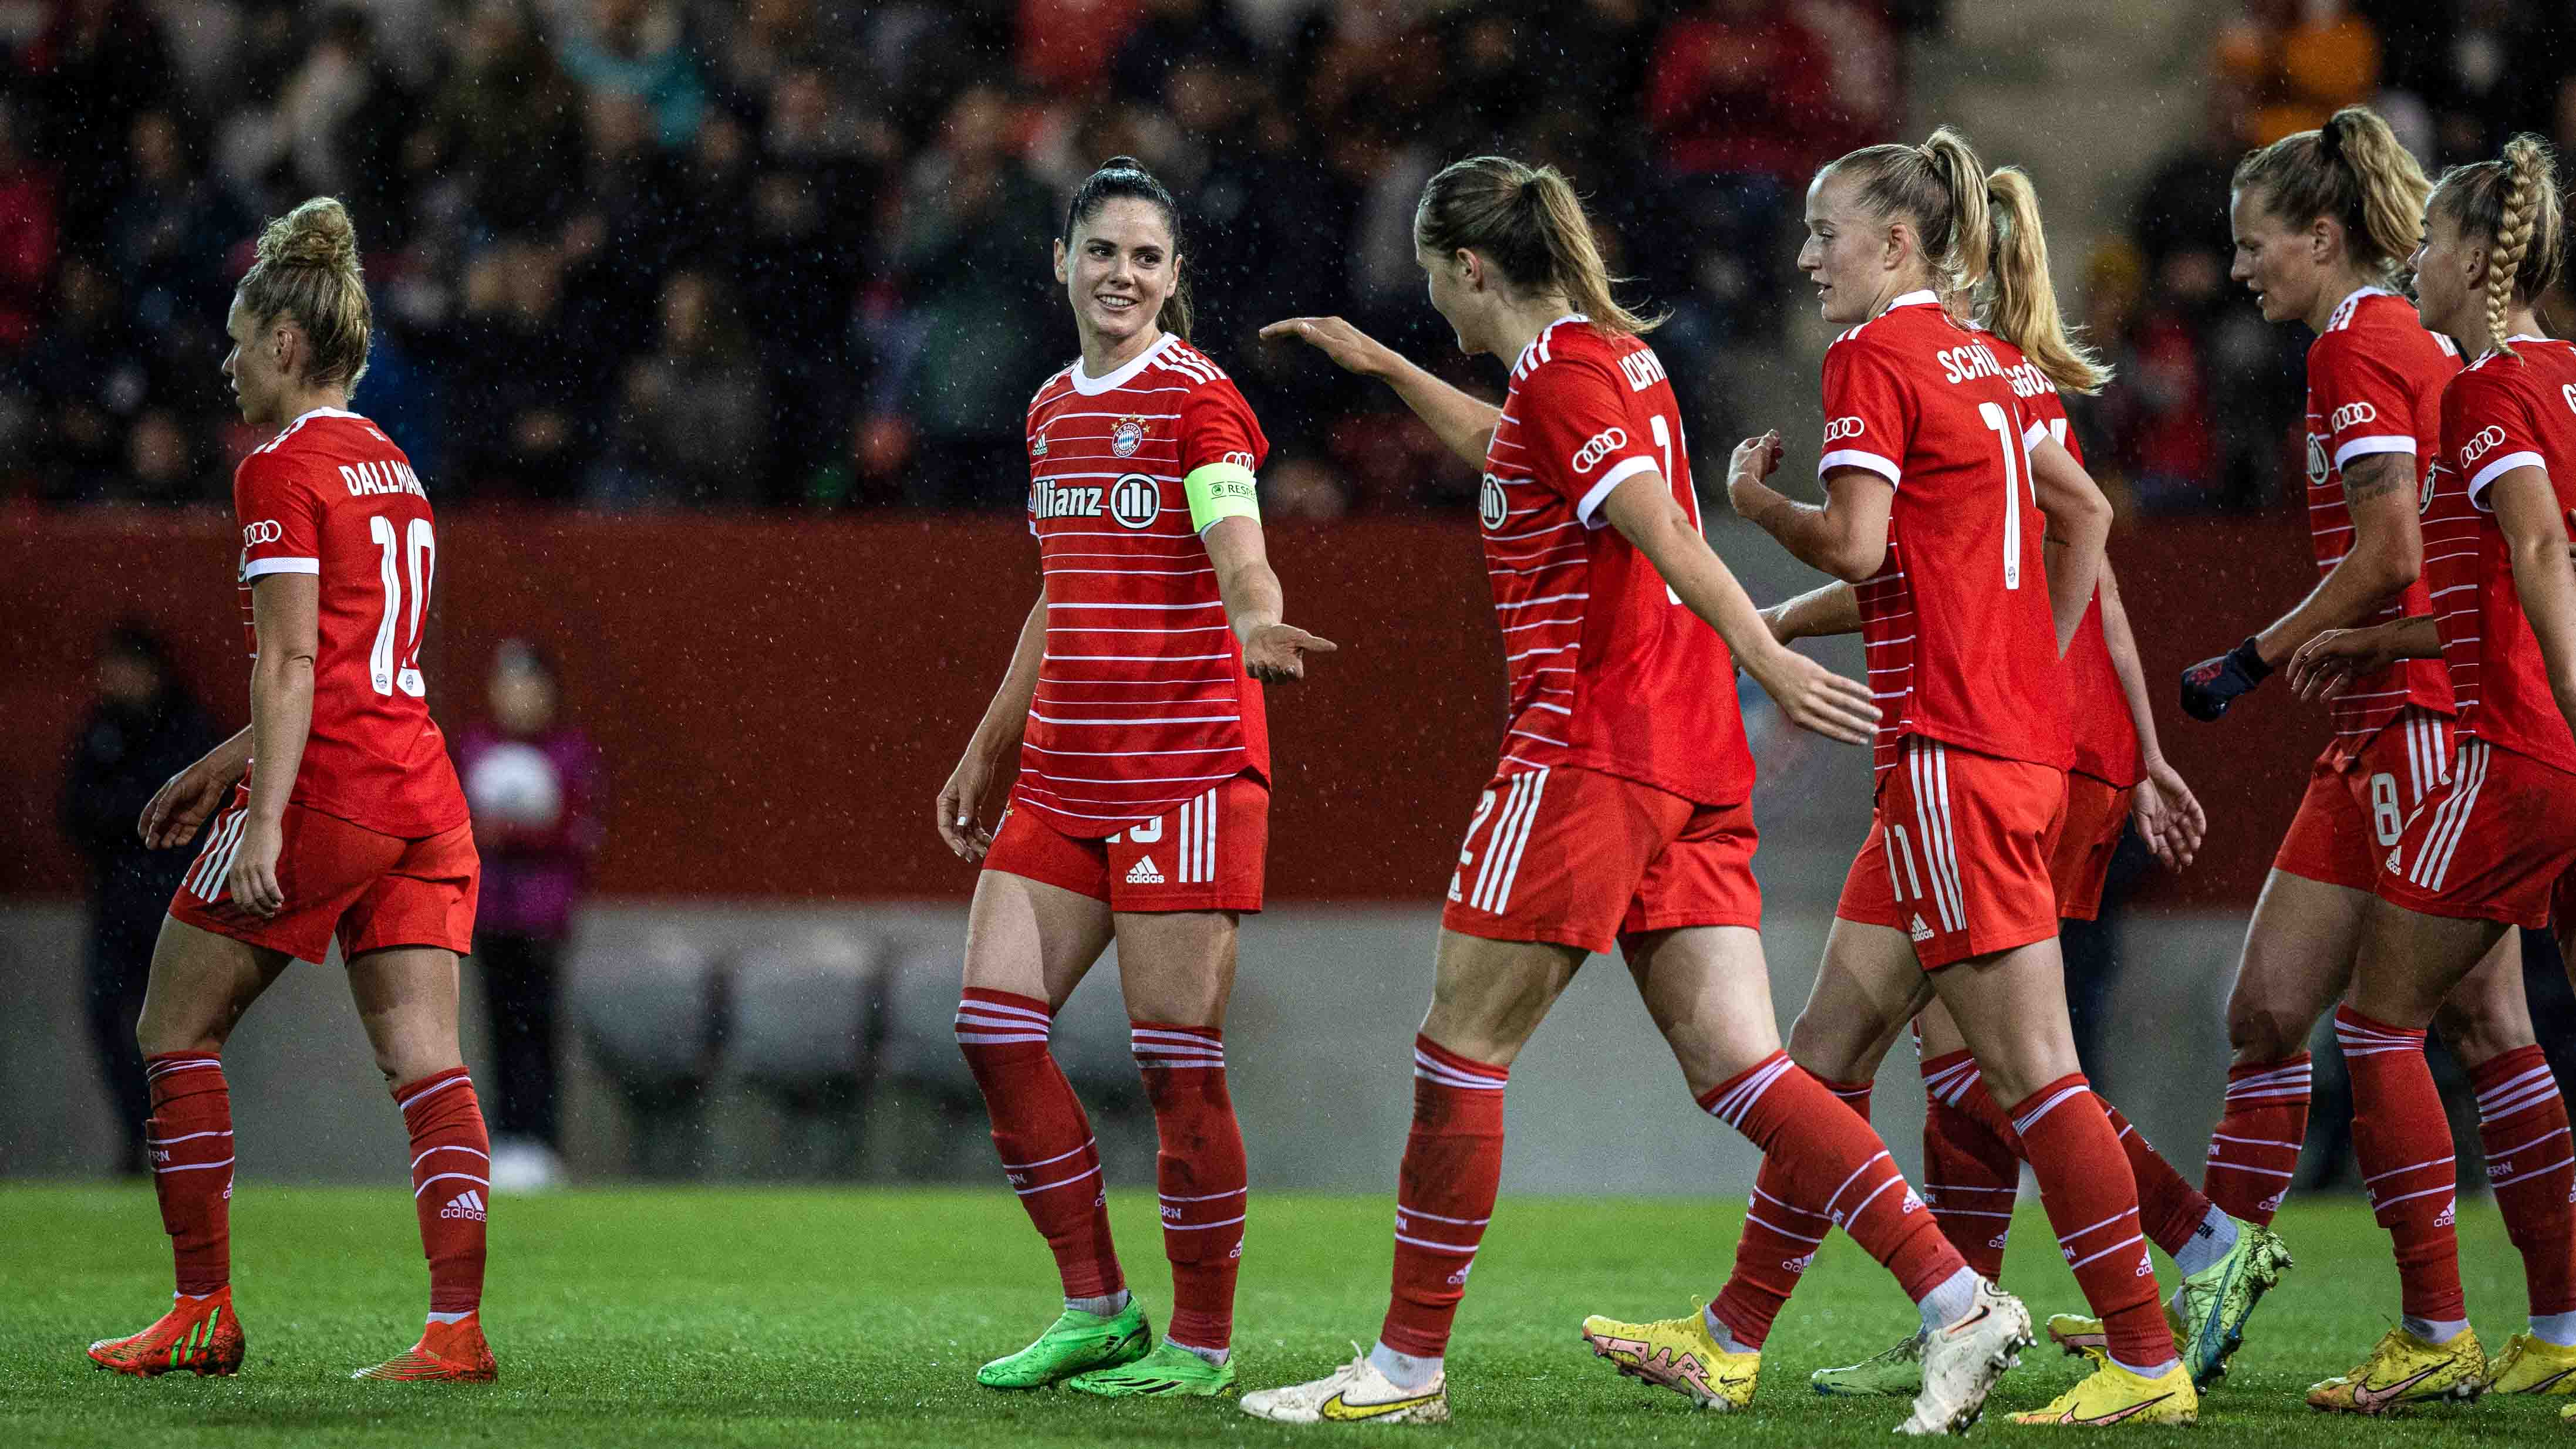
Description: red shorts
168,786,479,965
2272,708,2455,891
2376,737,2576,929
2046,774,2135,922
1439,764,1760,955
984,774,1267,913
1838,737,2065,970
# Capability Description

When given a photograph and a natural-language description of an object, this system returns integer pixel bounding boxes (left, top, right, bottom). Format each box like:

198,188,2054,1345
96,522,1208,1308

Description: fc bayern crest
1479,473,1508,530
1111,417,1147,457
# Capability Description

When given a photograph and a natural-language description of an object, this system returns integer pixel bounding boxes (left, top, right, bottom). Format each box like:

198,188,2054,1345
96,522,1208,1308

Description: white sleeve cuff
2022,421,2049,451
1818,448,1902,488
242,556,319,577
1574,455,1659,528
2333,434,2416,470
2468,450,2547,511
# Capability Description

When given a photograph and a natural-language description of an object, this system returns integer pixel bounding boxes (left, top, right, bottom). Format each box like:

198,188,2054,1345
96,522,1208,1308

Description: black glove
2179,636,2273,721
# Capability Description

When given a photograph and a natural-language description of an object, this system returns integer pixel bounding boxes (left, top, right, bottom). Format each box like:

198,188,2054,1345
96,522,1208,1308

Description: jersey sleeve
233,449,325,578
1513,356,1658,528
2450,366,2548,511
1818,335,1911,487
1176,376,1268,533
2312,332,2426,473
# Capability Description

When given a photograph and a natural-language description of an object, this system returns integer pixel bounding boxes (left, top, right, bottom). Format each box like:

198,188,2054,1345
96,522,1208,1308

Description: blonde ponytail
235,197,373,391
2232,106,2429,286
2430,133,2565,361
1414,155,1664,336
1823,126,1993,298
1982,167,2110,394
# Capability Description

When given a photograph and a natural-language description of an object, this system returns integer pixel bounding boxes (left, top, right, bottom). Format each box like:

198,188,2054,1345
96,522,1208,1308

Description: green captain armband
1184,460,1260,532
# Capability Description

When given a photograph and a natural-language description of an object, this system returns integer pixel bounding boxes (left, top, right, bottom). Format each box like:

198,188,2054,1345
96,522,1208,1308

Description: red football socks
1921,1050,2019,1281
1131,1022,1247,1352
395,1066,490,1315
2202,1053,2310,1224
144,1053,234,1297
2471,1045,2576,1318
956,990,1123,1301
1378,1036,1507,1359
1705,1052,1963,1347
2009,1075,2170,1369
1712,1072,1877,1349
2336,1007,2468,1324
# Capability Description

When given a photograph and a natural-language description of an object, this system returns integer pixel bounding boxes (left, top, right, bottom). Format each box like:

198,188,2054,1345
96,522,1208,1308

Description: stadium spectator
407,0,589,241
458,641,604,1194
58,623,220,1176
16,0,175,251
551,0,706,151
0,97,59,358
589,269,769,507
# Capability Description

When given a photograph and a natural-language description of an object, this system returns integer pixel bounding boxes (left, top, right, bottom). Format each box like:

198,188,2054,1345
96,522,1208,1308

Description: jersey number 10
366,514,434,698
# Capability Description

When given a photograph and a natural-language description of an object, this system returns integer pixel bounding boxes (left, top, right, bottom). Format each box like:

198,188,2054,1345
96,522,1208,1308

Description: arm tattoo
2342,451,2413,506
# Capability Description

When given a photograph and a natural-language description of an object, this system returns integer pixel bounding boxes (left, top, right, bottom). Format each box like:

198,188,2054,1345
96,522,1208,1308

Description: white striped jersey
2425,339,2576,775
1479,316,1752,805
1010,333,1271,838
2301,287,2457,758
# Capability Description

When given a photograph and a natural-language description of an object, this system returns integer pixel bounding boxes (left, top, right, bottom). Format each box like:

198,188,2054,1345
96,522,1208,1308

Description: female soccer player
1707,127,2197,1427
2175,107,2556,1246
87,198,494,1383
1242,156,2030,1436
1757,164,2283,1401
2286,134,2576,1414
936,157,1332,1399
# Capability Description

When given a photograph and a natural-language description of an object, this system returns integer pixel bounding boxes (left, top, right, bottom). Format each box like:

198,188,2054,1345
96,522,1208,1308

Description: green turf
0,1184,2561,1445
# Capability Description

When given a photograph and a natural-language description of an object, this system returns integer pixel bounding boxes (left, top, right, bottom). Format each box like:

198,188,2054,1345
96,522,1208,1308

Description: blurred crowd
12,0,2576,518
2088,0,2576,512
0,0,1931,512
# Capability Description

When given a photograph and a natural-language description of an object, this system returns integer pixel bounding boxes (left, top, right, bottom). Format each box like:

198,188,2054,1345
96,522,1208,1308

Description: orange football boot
88,1287,245,1377
352,1313,498,1382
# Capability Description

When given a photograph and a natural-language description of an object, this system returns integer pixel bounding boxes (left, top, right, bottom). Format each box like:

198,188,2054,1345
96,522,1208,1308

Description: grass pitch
0,1184,2558,1446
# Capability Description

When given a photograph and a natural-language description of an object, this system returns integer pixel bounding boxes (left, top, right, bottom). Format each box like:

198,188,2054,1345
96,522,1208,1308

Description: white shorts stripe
1489,768,1549,917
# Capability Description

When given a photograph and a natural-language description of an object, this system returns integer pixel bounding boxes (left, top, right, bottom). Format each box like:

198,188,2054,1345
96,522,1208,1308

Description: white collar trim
1885,289,1943,312
1069,333,1176,396
2477,333,2553,363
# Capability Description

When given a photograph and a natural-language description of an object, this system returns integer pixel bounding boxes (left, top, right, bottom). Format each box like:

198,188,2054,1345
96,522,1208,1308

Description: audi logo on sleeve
1823,416,1866,443
2462,424,2508,464
1570,427,1628,473
241,520,282,545
2328,401,2378,432
1108,473,1161,529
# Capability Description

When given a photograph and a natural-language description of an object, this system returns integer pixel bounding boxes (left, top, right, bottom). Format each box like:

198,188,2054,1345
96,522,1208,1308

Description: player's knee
2432,1001,2536,1068
2225,997,2314,1063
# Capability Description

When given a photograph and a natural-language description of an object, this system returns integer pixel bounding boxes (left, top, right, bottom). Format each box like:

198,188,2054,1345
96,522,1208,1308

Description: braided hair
2429,134,2564,360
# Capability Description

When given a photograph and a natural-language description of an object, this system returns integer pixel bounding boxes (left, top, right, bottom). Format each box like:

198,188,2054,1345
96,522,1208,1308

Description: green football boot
1066,1340,1239,1397
975,1300,1151,1390
2169,1220,2292,1387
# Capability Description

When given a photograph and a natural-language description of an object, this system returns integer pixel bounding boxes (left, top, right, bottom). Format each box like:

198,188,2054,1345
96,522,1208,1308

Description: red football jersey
233,407,467,837
1822,292,2071,779
1010,334,1272,839
2302,286,2459,758
1982,330,2140,787
1477,315,1751,805
2425,338,2576,775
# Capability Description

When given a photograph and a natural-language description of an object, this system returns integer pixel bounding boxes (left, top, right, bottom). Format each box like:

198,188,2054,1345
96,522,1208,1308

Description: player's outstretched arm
2183,451,2422,720
938,593,1047,863
1597,472,1879,746
2494,468,2576,743
230,573,319,918
1259,316,1499,468
1763,580,1862,644
1724,430,1894,584
140,725,254,850
2028,435,2113,657
2099,563,2204,870
1203,515,1336,685
2283,617,2440,701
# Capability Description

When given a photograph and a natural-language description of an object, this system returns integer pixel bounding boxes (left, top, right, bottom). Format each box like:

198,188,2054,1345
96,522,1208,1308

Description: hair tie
2320,121,2346,166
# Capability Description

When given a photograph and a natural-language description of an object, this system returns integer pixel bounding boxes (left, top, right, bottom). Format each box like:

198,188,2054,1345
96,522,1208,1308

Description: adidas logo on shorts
1909,914,1933,943
1125,856,1165,885
440,1188,488,1221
